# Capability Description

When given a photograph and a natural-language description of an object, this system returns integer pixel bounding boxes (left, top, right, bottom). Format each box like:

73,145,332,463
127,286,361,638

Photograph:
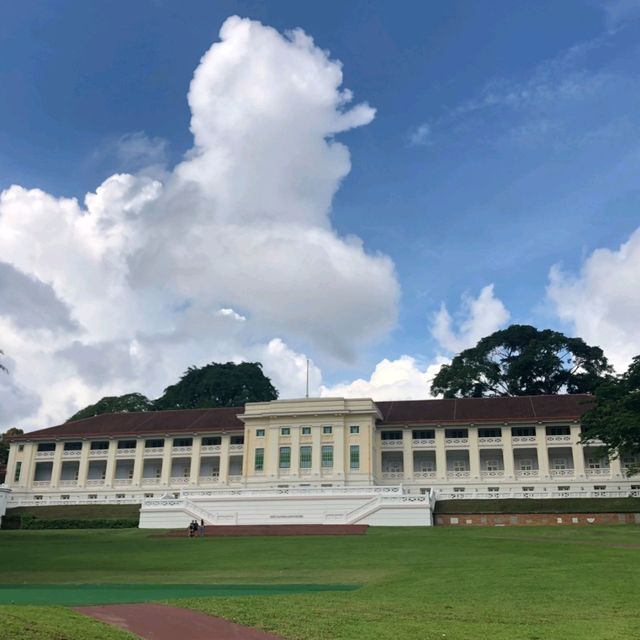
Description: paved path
75,603,284,640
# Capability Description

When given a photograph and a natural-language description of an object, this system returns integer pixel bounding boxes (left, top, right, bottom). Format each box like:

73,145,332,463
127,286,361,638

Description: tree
67,393,155,422
431,324,612,398
581,355,640,475
0,427,24,466
154,362,278,410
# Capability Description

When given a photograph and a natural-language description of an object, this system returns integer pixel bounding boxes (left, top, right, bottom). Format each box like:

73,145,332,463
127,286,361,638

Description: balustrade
59,480,78,487
515,469,539,477
381,471,404,479
144,447,164,456
86,479,105,486
412,439,436,447
550,469,575,477
512,436,536,444
170,477,190,485
546,435,571,443
32,480,51,487
62,450,82,457
36,451,55,458
201,445,221,454
381,440,403,448
89,449,109,457
116,448,136,457
229,444,244,451
114,478,134,486
480,470,505,478
585,468,611,476
447,470,471,478
444,438,469,447
413,471,436,478
172,446,192,455
478,437,502,445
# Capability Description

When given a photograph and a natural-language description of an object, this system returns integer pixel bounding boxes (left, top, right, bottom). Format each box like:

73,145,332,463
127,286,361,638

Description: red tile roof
10,395,595,441
376,394,594,426
11,407,244,441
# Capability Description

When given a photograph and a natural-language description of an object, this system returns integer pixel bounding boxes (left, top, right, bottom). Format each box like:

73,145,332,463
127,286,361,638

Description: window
34,495,43,501
452,460,467,472
485,459,500,471
254,448,264,472
301,426,311,435
14,461,21,482
350,445,360,470
144,493,153,498
518,459,533,471
587,457,602,469
90,440,110,450
61,495,70,500
173,438,193,448
478,428,501,438
88,494,98,500
419,488,431,495
594,485,606,490
350,425,360,435
321,445,333,468
322,426,333,435
118,440,137,449
546,425,570,436
18,444,24,452
557,486,570,491
116,494,126,499
412,429,435,440
512,427,535,437
381,430,403,440
453,487,465,493
281,427,291,436
230,435,244,445
202,436,221,446
488,487,500,492
522,486,534,492
300,446,312,469
256,429,265,437
37,442,56,452
64,442,82,451
445,429,468,439
552,458,567,470
279,446,291,469
145,439,164,449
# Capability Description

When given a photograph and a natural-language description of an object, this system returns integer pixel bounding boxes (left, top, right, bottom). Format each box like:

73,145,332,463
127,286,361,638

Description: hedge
2,514,139,529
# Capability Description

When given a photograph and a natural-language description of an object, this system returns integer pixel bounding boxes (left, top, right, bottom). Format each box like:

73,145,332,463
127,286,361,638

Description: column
132,439,144,487
311,427,322,478
610,455,623,479
435,428,447,480
571,425,586,478
402,429,414,480
50,442,64,488
219,435,230,484
266,427,279,479
24,443,37,490
536,426,550,479
468,427,480,480
190,436,202,485
104,440,118,488
160,439,173,486
77,441,91,488
5,444,17,487
502,428,515,479
334,425,344,481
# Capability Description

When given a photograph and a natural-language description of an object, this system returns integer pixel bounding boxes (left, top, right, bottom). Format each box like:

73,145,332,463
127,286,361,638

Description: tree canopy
154,361,278,410
581,355,640,474
67,393,155,422
431,324,612,398
1,427,24,466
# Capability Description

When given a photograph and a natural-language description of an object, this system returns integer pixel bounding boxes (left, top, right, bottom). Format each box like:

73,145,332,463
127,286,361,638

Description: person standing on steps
199,518,205,537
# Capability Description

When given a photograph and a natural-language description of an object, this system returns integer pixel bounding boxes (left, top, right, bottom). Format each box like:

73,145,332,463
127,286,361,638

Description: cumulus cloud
547,227,640,371
431,284,510,354
0,17,399,429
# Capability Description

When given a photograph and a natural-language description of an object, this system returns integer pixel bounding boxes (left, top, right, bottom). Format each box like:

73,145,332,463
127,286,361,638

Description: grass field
1,526,639,639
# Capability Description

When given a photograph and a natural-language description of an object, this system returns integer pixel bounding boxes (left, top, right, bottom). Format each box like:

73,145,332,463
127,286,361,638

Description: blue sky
1,1,640,428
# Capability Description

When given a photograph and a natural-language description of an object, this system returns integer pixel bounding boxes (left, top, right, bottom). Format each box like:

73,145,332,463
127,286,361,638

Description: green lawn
1,526,639,639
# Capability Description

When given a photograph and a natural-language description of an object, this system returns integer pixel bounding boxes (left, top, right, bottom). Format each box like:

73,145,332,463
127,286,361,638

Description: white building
3,395,639,527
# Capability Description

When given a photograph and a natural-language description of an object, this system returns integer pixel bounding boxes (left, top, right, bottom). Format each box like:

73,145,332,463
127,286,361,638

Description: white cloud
0,17,399,429
547,227,640,372
115,131,168,171
431,284,510,354
408,123,431,146
320,355,447,401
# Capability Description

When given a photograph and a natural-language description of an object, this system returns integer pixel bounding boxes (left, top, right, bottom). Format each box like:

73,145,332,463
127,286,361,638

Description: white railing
62,450,82,457
141,478,161,485
228,475,243,483
448,470,471,478
198,477,221,485
413,471,436,479
512,436,536,444
480,470,505,478
170,477,190,485
86,479,105,486
229,444,244,451
201,445,221,454
32,480,51,487
515,470,539,477
381,471,404,479
546,435,571,443
412,439,436,447
586,468,611,476
144,447,164,455
59,480,78,487
89,450,109,457
445,438,469,446
436,489,640,500
381,440,403,448
36,451,55,458
478,437,502,445
550,469,575,477
172,446,192,455
116,448,136,457
114,478,134,486
183,485,403,499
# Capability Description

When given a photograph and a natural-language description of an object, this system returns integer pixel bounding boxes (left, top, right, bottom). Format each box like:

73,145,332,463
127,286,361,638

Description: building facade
3,395,639,526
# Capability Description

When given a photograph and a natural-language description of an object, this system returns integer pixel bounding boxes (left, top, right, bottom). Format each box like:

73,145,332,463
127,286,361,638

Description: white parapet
139,485,434,528
0,485,10,527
